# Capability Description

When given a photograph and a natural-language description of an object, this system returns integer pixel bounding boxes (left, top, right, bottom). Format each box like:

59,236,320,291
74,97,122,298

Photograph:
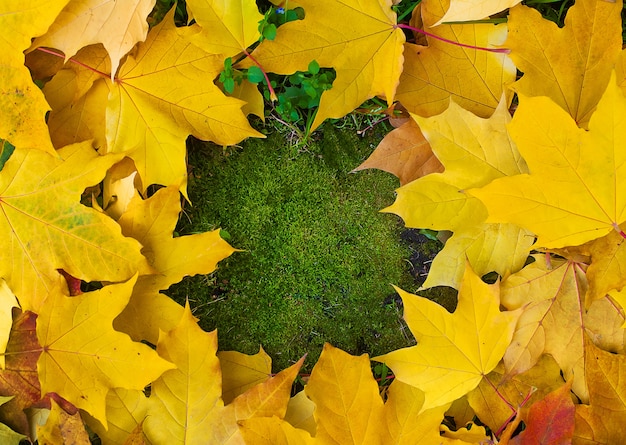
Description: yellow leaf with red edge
0,0,69,153
0,142,151,311
384,99,532,289
36,277,175,427
186,0,263,56
31,0,156,78
470,73,626,249
395,0,515,118
374,264,520,411
352,119,443,186
144,303,302,444
506,0,622,126
242,0,405,131
86,10,263,196
573,336,626,444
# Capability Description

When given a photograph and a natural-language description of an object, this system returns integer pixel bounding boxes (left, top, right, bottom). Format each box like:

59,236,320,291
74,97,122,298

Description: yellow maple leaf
0,0,69,153
470,74,626,249
31,0,156,78
395,0,516,118
501,255,626,403
0,142,151,311
107,12,264,196
242,0,405,131
374,264,520,411
573,335,626,444
112,184,235,344
143,303,303,444
435,0,523,24
218,347,272,404
186,0,264,56
241,344,447,444
36,276,175,426
83,388,150,445
506,0,622,126
384,99,533,289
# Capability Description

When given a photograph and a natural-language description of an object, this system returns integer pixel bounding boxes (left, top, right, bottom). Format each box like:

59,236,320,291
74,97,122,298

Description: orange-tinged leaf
0,142,151,311
374,264,520,411
0,0,69,153
37,399,90,445
506,0,622,126
573,336,626,444
243,0,405,131
395,0,515,118
305,343,384,444
218,347,272,405
510,381,575,445
352,119,443,186
470,74,626,249
187,0,264,56
36,277,175,426
106,10,263,196
31,0,156,78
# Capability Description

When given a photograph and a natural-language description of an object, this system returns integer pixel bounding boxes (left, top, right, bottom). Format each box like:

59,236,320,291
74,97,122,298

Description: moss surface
169,124,453,372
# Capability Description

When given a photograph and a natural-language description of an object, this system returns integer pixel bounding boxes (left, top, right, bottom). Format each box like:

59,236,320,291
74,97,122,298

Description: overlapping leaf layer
1,0,625,442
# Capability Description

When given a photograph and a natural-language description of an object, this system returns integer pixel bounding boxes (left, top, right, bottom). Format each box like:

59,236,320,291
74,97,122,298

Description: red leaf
511,381,575,445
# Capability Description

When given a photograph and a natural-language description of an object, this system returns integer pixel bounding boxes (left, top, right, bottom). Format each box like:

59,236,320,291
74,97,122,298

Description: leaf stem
35,47,111,79
396,23,511,53
613,222,626,239
243,50,277,101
